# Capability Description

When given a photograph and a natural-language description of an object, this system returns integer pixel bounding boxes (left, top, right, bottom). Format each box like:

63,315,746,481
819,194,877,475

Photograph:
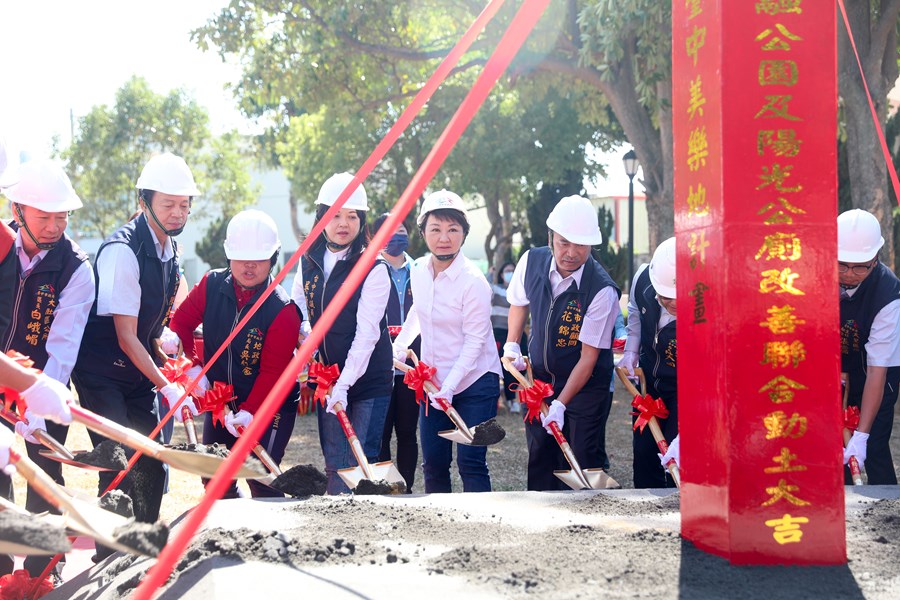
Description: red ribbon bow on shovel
630,394,670,433
843,405,860,431
512,379,555,423
0,351,39,416
403,362,437,406
308,362,341,407
161,356,193,387
195,381,234,428
0,569,54,600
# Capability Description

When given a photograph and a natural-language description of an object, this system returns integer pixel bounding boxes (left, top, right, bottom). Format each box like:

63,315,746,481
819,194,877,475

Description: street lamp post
622,149,640,289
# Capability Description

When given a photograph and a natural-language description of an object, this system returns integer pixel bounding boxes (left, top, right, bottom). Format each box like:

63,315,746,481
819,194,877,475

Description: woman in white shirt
291,173,393,495
393,190,501,492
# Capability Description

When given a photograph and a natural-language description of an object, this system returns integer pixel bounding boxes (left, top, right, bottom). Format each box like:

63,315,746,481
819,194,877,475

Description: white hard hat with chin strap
648,237,677,299
545,195,602,245
223,209,281,261
5,159,82,251
135,153,200,237
837,209,884,263
315,172,368,251
417,189,469,262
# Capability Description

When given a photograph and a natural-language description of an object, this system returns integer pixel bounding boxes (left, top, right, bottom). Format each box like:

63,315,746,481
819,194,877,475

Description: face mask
502,271,513,284
385,233,409,257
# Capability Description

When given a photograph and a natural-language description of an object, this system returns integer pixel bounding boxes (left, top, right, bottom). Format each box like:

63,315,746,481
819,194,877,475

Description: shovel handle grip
182,407,198,445
848,456,863,485
651,423,682,488
70,404,163,457
333,406,374,480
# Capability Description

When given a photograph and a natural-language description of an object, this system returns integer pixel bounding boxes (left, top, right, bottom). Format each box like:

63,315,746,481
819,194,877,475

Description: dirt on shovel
0,510,71,553
112,520,169,557
469,418,506,446
168,442,230,459
353,479,407,495
73,440,129,470
270,464,327,497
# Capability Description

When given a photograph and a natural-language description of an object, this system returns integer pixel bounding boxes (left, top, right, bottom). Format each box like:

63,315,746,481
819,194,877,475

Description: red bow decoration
843,406,860,431
0,570,53,600
387,325,403,338
511,379,555,423
403,362,437,407
631,394,670,433
1,351,39,416
161,355,193,386
196,381,234,428
308,362,341,407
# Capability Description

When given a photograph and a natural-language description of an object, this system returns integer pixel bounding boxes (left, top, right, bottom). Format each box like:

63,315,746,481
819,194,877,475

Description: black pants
70,369,166,523
632,376,679,489
378,374,419,492
845,382,898,485
525,386,611,491
201,401,297,498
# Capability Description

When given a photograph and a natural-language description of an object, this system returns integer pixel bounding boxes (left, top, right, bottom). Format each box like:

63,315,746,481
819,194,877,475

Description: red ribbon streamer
161,356,193,386
631,394,670,433
308,362,341,406
843,405,860,431
403,361,437,406
511,379,554,423
0,570,53,600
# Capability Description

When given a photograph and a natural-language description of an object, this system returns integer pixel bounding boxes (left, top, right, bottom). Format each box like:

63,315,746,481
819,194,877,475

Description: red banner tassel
843,405,860,431
630,394,670,433
512,379,554,423
161,355,193,386
0,569,53,600
196,381,235,429
308,362,341,407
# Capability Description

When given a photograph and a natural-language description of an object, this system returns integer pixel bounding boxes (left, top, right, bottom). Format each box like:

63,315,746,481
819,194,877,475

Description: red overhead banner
673,0,845,564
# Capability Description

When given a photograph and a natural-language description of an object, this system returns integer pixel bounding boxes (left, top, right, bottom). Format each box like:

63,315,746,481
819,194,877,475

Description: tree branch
870,0,900,66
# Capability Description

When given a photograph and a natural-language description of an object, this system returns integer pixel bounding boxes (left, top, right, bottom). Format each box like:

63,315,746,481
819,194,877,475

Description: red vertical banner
674,0,845,564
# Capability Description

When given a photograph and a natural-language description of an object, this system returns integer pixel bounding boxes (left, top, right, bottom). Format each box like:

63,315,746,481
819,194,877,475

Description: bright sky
0,0,244,161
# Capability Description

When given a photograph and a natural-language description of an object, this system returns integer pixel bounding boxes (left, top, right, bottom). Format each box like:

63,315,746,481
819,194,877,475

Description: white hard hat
417,189,469,228
316,172,368,211
4,159,82,212
223,209,281,261
545,195,602,245
838,209,884,263
0,136,20,187
135,152,201,196
649,236,677,298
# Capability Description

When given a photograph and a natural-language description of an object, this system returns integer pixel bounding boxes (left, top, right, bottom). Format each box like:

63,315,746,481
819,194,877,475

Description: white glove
325,388,348,416
617,350,639,376
160,327,181,355
0,426,16,476
429,386,454,411
392,342,409,364
225,410,253,437
185,365,209,397
658,434,681,470
502,342,527,371
173,396,199,423
541,399,566,434
844,430,869,471
15,411,46,445
19,376,73,425
159,382,198,422
299,320,312,343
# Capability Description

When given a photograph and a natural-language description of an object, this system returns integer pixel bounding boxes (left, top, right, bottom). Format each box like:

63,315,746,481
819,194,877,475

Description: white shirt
96,220,174,317
625,263,676,353
843,285,900,367
14,233,95,383
291,248,392,395
505,249,619,349
394,253,501,394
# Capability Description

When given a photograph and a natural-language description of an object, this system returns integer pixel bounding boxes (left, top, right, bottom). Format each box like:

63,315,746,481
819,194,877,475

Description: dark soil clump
270,464,327,497
167,442,230,458
353,479,405,495
99,490,134,518
113,520,169,557
469,418,505,446
0,511,71,553
73,440,128,470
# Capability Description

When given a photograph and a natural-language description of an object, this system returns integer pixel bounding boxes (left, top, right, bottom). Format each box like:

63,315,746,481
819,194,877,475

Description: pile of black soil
99,490,134,518
353,479,405,495
270,464,327,497
167,442,230,459
112,520,169,557
470,418,506,446
0,511,71,553
73,440,128,470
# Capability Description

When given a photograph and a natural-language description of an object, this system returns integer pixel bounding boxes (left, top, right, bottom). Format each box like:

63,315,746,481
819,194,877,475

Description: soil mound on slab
0,510,71,553
73,440,128,470
270,464,327,497
469,418,505,446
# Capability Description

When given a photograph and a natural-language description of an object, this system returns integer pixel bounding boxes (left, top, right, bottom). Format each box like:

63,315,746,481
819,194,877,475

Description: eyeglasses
838,261,875,275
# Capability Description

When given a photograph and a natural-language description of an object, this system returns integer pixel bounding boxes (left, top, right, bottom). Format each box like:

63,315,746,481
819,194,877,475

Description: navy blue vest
2,224,89,371
385,259,421,358
633,266,677,401
300,246,393,402
840,262,900,405
202,270,299,411
77,214,180,382
523,247,620,393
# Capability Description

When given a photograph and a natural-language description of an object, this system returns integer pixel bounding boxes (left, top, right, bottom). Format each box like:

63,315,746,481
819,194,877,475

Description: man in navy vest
504,195,621,491
72,153,200,524
838,209,900,485
619,237,679,488
1,160,93,578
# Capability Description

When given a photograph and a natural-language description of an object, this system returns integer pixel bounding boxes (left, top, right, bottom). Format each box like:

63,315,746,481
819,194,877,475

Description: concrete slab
45,487,900,599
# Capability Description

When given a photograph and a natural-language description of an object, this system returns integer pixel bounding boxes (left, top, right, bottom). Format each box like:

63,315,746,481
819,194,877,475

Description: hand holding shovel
393,350,505,446
615,367,681,488
501,357,619,490
841,372,863,485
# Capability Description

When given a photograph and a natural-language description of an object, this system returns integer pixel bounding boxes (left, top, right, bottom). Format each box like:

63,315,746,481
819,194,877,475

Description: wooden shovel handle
0,408,75,460
235,425,283,476
69,404,164,457
840,372,863,485
8,448,78,518
333,406,373,480
394,354,473,439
